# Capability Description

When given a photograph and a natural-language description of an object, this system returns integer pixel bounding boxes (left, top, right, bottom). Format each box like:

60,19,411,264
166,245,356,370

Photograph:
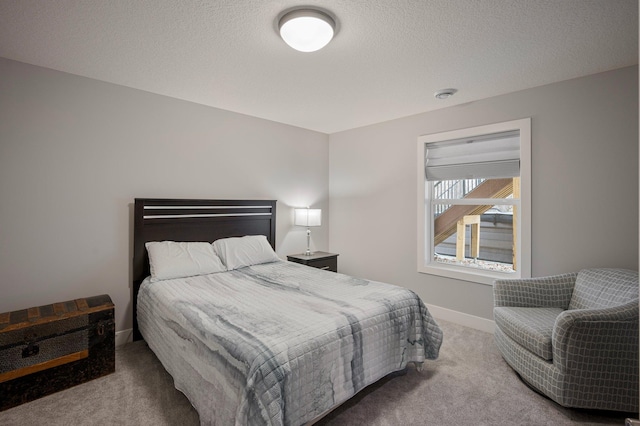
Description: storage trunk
0,294,115,411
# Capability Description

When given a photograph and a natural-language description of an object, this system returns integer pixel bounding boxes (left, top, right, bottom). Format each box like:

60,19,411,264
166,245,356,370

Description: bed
132,198,443,425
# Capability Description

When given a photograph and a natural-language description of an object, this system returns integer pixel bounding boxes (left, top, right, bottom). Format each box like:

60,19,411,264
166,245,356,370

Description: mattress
137,260,443,425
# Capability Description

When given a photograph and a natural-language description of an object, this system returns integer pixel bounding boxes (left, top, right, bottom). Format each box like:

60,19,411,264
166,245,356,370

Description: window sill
418,263,520,286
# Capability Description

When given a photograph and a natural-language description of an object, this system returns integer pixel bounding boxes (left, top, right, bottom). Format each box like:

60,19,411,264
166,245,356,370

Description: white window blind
425,130,520,181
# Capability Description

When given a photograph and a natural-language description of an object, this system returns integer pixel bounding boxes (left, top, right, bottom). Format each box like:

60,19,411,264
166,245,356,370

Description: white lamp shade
279,9,335,52
295,208,322,227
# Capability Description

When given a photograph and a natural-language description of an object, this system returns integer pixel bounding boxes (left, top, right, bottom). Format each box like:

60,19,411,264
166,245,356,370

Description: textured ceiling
0,0,637,133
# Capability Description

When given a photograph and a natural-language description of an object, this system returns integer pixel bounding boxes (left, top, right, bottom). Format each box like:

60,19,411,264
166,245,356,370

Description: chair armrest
552,300,639,373
493,273,577,308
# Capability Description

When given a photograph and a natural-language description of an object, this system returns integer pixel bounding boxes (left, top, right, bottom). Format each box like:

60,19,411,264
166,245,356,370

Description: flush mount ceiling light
434,88,458,100
278,9,335,52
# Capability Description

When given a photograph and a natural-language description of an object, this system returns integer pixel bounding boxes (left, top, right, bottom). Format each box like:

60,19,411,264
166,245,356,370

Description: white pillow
145,241,226,282
213,235,280,270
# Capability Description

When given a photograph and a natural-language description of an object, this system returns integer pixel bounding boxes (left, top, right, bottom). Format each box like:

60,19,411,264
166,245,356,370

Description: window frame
417,118,531,285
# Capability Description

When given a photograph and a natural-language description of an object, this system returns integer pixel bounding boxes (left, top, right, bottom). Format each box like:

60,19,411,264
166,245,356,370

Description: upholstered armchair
493,268,639,412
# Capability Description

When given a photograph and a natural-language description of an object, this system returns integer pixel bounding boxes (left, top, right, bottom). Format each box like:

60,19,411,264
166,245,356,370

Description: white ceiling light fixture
434,88,458,100
278,9,335,53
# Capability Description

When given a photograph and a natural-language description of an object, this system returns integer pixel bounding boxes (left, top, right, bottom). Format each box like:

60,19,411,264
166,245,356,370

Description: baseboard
115,329,133,347
426,303,495,334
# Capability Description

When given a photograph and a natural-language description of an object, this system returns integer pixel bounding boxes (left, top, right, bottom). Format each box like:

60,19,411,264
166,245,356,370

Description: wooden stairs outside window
434,178,517,266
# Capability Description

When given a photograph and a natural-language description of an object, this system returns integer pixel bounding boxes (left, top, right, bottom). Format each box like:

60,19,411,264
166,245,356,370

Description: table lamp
294,208,322,256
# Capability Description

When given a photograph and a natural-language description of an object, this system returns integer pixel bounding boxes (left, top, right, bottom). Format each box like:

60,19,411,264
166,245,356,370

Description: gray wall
329,66,639,320
1,57,637,331
0,58,330,332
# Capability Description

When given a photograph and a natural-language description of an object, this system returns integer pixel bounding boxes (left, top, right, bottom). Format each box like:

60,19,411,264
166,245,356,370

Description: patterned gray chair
493,268,639,412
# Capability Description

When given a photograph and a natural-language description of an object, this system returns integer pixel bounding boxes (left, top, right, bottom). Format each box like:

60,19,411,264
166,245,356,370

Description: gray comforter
138,261,442,425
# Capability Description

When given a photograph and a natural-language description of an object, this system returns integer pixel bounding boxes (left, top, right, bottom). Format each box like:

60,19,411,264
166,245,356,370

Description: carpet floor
0,320,635,425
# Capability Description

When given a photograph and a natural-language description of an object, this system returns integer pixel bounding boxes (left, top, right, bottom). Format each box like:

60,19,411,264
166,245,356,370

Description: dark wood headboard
132,198,277,340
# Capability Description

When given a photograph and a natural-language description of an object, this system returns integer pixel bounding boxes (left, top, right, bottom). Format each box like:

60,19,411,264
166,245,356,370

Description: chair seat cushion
494,307,564,360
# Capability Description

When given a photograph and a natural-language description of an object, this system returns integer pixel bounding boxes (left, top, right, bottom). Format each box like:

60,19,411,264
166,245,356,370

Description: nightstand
287,251,339,272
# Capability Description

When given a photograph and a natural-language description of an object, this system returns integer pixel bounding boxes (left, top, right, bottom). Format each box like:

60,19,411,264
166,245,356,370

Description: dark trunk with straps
0,294,115,411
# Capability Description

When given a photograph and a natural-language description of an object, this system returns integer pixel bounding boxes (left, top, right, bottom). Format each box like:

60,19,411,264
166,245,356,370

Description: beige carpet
0,320,634,425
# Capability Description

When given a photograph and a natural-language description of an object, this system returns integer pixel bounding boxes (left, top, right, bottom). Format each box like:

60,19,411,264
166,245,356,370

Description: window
417,119,531,285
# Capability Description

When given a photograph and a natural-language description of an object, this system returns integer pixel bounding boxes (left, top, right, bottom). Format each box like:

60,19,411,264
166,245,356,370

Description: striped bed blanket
138,260,442,425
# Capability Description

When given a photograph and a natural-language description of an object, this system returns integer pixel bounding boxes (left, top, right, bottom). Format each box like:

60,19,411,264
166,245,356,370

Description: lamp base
304,228,314,256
